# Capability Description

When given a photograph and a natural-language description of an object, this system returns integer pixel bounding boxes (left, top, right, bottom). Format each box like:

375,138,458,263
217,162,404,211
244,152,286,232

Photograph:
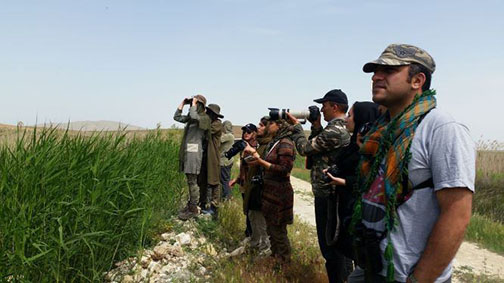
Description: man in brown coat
200,104,223,216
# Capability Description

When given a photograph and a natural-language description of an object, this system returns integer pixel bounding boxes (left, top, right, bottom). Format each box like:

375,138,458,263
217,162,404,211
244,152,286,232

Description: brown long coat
261,137,295,226
206,120,222,185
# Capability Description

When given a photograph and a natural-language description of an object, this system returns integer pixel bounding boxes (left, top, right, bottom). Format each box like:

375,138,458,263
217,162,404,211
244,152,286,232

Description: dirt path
290,175,504,280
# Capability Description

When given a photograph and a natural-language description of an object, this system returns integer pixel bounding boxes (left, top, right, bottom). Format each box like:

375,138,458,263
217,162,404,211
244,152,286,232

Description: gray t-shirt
360,108,476,282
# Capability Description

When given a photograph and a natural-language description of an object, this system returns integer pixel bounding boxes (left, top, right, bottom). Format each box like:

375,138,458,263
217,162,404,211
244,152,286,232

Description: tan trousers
248,210,270,251
186,173,200,206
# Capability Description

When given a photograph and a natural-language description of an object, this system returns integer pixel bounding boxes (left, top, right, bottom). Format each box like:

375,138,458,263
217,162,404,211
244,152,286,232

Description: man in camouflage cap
348,44,475,283
362,43,436,74
287,89,352,283
174,95,211,220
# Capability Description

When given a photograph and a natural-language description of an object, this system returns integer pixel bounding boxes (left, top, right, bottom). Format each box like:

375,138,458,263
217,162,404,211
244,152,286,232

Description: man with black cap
348,44,475,283
287,89,352,283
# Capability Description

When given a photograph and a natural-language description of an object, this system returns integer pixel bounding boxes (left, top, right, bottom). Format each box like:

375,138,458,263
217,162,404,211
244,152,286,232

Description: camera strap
265,140,281,159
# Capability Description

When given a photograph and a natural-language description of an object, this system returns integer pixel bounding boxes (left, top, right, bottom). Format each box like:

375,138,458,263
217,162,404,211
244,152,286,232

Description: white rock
198,265,207,275
140,256,151,268
149,273,161,282
229,246,245,257
176,232,192,246
159,274,171,281
152,243,170,261
148,261,158,271
161,232,174,241
172,270,191,281
145,249,154,256
141,268,149,278
122,275,135,283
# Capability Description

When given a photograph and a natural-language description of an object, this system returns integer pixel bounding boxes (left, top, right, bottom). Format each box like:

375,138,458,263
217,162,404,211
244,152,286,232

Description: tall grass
0,127,185,282
474,150,504,223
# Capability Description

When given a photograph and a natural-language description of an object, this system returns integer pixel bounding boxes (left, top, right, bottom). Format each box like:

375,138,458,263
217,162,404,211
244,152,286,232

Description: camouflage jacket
290,117,350,197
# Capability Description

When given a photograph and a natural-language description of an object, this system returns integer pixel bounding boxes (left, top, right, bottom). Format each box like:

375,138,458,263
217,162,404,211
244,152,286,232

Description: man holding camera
348,44,475,283
287,89,352,283
174,95,211,221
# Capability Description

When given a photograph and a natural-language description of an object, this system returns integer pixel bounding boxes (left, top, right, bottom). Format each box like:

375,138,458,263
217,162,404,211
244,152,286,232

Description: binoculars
268,106,320,124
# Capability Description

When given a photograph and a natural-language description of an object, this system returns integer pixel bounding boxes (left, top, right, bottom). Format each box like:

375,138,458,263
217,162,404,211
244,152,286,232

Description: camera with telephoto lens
268,105,320,124
225,140,247,159
323,164,341,183
250,175,263,186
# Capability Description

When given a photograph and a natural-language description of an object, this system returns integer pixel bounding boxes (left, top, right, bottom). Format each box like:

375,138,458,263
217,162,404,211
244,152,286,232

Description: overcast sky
1,0,502,141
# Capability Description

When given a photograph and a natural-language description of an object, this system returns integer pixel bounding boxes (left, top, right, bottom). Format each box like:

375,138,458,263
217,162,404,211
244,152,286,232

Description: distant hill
0,123,17,129
35,121,145,131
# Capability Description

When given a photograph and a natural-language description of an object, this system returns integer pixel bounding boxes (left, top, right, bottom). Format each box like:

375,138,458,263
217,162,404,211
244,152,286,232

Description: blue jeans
220,164,232,200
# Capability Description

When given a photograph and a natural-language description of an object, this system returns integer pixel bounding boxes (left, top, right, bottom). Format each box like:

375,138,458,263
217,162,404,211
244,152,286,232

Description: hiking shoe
178,205,199,221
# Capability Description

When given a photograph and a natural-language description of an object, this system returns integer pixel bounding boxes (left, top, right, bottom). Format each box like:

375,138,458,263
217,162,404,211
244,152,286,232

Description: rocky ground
104,215,245,283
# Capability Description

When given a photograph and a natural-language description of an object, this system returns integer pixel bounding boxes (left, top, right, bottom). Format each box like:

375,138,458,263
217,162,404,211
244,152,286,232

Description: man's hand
178,97,191,110
412,187,472,282
243,142,255,154
322,168,346,186
311,112,322,128
229,178,237,187
285,112,300,125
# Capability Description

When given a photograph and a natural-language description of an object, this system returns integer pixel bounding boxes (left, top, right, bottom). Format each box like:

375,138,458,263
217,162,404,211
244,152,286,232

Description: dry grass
476,150,504,177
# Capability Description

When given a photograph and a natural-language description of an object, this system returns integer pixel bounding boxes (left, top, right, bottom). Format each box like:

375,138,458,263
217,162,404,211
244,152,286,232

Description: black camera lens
224,140,247,159
268,108,289,121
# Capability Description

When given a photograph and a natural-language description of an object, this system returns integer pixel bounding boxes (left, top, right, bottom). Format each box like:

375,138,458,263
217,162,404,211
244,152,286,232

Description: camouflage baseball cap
194,94,207,106
363,44,436,74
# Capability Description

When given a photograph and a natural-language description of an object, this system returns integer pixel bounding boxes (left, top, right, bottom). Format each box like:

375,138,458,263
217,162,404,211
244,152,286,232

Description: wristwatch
407,274,419,283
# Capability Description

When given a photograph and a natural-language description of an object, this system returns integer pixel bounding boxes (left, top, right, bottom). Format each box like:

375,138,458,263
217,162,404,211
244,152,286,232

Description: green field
0,127,186,282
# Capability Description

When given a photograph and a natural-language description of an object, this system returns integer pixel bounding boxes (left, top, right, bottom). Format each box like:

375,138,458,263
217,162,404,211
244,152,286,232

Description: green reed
0,127,185,282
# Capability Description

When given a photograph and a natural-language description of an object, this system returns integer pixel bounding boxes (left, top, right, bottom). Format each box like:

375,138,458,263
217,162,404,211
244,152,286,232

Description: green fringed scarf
350,89,437,282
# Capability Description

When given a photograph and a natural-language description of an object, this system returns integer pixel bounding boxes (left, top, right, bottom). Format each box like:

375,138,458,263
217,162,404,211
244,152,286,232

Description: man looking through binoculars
174,95,211,221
